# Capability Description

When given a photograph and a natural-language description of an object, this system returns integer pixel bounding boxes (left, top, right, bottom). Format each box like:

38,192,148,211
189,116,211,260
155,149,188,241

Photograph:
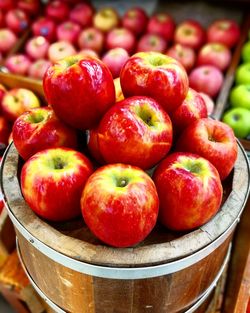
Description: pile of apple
222,30,250,139
10,51,238,248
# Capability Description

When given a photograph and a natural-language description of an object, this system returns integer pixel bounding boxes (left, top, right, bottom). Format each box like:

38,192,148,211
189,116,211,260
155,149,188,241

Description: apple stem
53,157,66,170
116,177,128,187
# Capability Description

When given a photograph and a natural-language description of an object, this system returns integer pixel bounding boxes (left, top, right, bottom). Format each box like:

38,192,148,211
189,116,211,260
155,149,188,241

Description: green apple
230,84,250,109
222,107,250,138
241,41,250,63
235,63,250,85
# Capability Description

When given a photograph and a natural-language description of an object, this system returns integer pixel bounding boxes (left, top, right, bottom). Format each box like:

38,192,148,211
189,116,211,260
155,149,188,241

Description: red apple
21,147,93,221
79,49,99,59
171,87,208,136
81,163,159,247
13,107,78,160
102,47,129,78
197,43,232,72
0,83,7,110
93,7,119,33
175,118,238,180
120,51,189,113
45,0,69,23
113,77,124,102
189,65,224,98
0,0,13,11
5,8,29,34
43,54,115,130
87,128,105,164
69,3,93,28
17,0,40,16
25,36,49,60
97,96,173,169
28,59,52,80
122,7,148,37
5,54,31,76
167,44,196,73
0,156,3,215
2,88,40,122
147,13,175,41
78,27,104,54
48,41,76,63
0,28,17,53
105,28,136,54
174,20,206,50
153,152,223,231
56,20,81,44
0,115,11,150
207,19,240,49
32,17,56,42
136,33,167,53
0,9,5,27
199,92,215,116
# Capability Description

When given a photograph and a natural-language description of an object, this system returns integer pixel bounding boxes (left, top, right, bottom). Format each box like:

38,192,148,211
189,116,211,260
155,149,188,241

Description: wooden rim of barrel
1,142,249,279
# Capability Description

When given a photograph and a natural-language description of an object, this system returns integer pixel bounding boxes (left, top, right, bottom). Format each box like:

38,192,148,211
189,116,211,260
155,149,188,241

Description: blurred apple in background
222,107,250,139
93,7,119,33
25,36,49,60
174,20,206,50
207,19,240,49
78,27,104,54
69,3,94,28
199,92,215,116
105,28,136,54
0,116,11,150
122,7,148,37
28,59,52,80
5,8,30,34
56,21,81,44
0,83,6,109
197,43,231,72
102,47,129,78
147,13,175,42
45,0,69,23
241,40,250,63
137,33,167,53
48,41,76,63
235,63,250,85
32,17,56,42
230,84,250,109
189,65,224,98
79,48,99,58
0,0,14,11
5,54,31,76
167,44,196,73
17,0,40,16
0,29,17,53
0,9,5,27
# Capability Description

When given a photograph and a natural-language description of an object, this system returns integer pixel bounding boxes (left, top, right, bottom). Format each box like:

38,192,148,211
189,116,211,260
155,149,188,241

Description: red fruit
122,7,148,37
147,13,175,41
105,28,136,54
167,44,196,73
45,0,70,23
32,17,56,42
137,33,167,53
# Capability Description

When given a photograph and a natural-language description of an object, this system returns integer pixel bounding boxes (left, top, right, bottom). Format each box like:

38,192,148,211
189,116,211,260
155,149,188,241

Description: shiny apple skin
120,52,189,113
43,55,115,130
153,152,223,231
175,118,238,180
13,107,78,160
81,163,159,247
97,96,173,170
21,147,93,221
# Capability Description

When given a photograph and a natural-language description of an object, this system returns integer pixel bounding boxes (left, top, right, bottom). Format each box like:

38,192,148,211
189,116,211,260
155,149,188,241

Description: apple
222,107,250,139
105,28,136,54
0,115,11,150
45,0,69,23
69,3,93,28
78,49,99,59
235,63,250,85
0,28,17,53
0,9,5,27
5,54,31,76
153,152,223,231
175,118,238,180
0,83,7,109
229,84,250,110
56,20,81,45
147,13,175,41
120,51,189,113
174,20,206,50
25,36,49,60
5,8,30,34
136,33,167,53
207,19,240,49
171,88,208,136
199,92,215,116
189,65,224,98
0,0,14,11
28,59,52,80
17,0,40,16
2,88,41,122
197,43,231,72
102,47,129,78
97,96,173,170
166,44,196,73
93,7,119,33
241,41,250,63
43,54,115,130
87,128,105,164
113,77,124,102
21,147,93,221
48,41,76,63
78,27,104,54
32,17,57,42
81,163,159,247
122,7,148,37
13,107,78,160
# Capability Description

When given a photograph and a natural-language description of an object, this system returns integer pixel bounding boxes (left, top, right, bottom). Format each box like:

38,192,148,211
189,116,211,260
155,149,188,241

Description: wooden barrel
1,142,249,313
